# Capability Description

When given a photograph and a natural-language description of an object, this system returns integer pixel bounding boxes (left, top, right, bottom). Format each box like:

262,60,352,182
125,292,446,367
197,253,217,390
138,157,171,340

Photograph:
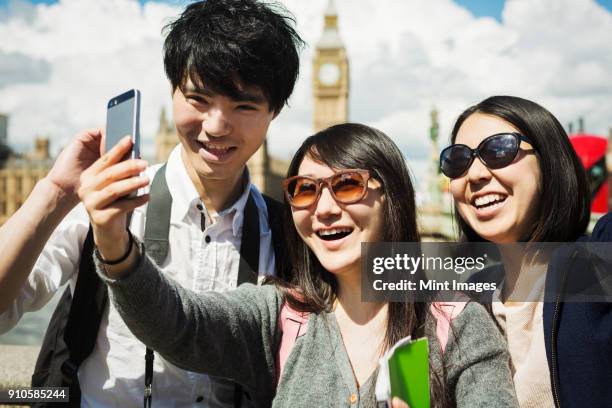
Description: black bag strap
237,193,260,286
233,192,267,408
262,194,290,281
61,225,106,402
144,348,154,408
32,226,100,407
142,164,172,408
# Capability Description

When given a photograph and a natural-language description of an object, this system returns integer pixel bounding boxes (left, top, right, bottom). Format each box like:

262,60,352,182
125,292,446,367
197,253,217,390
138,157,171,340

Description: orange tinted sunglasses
282,169,371,209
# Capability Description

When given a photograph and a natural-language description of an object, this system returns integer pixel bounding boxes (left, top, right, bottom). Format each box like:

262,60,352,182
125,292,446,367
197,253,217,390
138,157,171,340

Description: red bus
569,133,608,214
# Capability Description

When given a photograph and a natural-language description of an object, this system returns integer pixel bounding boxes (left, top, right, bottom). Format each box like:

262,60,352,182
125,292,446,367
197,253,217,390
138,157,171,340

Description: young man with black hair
0,1,303,406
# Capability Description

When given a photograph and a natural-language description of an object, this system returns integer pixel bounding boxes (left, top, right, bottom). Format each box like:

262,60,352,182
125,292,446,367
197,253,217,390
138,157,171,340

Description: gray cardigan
97,252,518,407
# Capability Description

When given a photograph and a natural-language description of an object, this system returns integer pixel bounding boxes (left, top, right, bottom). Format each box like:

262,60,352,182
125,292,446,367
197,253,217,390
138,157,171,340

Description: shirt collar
166,144,254,235
166,145,201,222
222,170,253,237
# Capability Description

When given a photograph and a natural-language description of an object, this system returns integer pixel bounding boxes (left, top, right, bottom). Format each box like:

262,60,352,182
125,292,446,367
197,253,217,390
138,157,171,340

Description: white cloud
0,0,178,155
272,0,612,164
0,0,611,170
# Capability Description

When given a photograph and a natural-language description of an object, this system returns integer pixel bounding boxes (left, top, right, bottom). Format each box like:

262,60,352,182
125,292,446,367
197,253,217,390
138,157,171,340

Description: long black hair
450,96,590,242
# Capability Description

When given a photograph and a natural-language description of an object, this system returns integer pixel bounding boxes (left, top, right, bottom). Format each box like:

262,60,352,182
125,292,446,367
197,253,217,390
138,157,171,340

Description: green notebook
375,336,430,408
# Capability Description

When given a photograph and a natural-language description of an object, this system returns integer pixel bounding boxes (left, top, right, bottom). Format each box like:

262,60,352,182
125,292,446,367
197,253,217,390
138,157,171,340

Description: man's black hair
163,0,304,114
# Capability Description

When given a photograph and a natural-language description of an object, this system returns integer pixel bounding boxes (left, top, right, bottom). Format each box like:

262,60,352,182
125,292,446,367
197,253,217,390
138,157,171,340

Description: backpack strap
141,164,172,408
56,225,105,406
275,298,310,385
144,164,171,265
430,301,467,353
262,194,291,281
29,225,105,406
233,191,265,407
237,193,260,285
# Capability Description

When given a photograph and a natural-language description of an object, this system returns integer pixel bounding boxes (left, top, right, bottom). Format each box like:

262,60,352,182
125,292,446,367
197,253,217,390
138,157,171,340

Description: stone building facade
0,115,53,225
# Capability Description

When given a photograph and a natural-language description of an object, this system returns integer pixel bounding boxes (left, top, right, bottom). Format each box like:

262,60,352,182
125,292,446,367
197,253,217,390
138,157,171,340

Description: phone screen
105,89,140,158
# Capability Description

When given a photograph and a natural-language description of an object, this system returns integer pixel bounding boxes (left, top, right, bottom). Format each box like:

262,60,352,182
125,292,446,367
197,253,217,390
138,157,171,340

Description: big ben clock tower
313,0,349,132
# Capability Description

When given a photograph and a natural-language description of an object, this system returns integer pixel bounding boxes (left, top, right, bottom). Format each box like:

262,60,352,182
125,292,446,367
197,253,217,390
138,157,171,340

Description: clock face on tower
318,62,341,86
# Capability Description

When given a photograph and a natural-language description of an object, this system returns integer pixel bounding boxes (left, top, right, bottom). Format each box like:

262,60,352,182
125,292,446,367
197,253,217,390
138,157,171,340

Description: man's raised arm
0,129,103,313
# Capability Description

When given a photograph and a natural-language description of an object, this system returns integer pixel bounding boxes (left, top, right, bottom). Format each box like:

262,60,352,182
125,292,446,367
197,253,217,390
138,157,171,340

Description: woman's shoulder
451,301,498,331
225,282,283,316
235,282,282,300
445,301,508,370
592,212,612,242
428,301,499,339
426,300,505,356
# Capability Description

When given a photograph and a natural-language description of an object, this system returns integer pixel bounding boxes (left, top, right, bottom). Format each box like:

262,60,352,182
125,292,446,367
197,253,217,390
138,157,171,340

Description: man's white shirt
0,144,276,407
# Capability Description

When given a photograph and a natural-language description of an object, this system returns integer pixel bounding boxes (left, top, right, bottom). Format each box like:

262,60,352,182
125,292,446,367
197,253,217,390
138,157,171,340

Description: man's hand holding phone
78,136,149,277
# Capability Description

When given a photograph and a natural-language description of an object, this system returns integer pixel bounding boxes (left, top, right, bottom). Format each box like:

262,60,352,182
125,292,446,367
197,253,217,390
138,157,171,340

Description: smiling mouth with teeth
200,142,236,155
316,228,354,241
472,194,507,209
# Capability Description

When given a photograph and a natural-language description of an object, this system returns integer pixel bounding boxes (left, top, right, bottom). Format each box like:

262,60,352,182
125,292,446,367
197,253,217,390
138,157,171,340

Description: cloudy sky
1,0,612,186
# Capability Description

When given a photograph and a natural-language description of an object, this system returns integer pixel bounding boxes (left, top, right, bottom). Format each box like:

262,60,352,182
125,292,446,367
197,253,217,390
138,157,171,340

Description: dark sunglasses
283,169,371,209
439,132,535,179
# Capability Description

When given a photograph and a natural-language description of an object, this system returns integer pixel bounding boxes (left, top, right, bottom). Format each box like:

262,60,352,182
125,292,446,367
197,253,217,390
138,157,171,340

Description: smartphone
105,89,141,159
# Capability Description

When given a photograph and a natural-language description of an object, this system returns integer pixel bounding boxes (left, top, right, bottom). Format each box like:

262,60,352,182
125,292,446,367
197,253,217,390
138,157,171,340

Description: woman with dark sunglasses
440,95,612,408
81,123,517,407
